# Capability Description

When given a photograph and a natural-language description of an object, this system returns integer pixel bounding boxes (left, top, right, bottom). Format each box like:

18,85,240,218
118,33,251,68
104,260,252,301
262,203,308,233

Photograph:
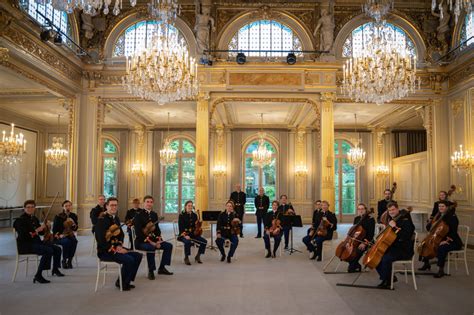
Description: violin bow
42,191,60,223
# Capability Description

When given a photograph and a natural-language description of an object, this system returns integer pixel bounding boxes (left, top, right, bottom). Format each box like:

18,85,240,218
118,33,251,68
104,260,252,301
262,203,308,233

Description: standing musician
95,197,142,291
302,200,322,254
377,189,395,223
14,200,64,284
303,200,337,261
134,195,173,279
418,201,463,278
90,194,106,234
375,201,415,288
52,200,78,269
125,198,142,250
346,203,375,273
216,200,240,263
229,184,246,237
430,190,455,221
178,200,208,265
263,200,283,258
278,194,295,249
254,187,270,238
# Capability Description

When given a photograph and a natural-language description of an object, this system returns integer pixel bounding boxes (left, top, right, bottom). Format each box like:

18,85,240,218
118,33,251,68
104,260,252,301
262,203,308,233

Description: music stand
281,215,303,254
202,211,221,251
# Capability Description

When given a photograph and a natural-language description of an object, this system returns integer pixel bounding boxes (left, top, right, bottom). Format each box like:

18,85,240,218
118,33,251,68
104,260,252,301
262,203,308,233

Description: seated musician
178,200,208,265
263,200,283,258
302,200,322,254
52,200,78,269
346,203,375,273
304,200,337,261
14,200,64,283
278,194,295,250
375,201,415,288
125,198,141,250
134,195,173,280
216,200,240,263
419,201,463,278
95,197,142,291
430,190,455,222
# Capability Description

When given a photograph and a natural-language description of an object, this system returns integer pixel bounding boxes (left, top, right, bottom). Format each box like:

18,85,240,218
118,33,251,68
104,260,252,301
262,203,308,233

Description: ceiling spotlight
53,32,62,45
287,52,297,65
40,29,52,42
236,52,246,65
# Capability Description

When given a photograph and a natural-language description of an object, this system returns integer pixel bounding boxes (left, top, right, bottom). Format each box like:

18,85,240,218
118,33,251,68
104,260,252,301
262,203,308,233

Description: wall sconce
451,144,474,174
375,164,390,177
213,164,226,177
131,160,145,177
295,163,308,177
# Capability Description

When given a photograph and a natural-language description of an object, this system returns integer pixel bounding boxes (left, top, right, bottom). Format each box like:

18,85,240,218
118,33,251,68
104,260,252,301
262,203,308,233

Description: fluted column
320,92,335,207
195,92,210,213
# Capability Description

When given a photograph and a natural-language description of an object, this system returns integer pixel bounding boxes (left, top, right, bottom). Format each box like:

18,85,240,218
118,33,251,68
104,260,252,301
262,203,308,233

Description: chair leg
25,257,29,277
322,255,336,272
404,266,408,284
12,256,19,282
75,255,79,267
464,253,470,275
455,254,458,270
102,264,107,286
411,260,417,290
95,262,100,292
335,260,341,272
390,265,395,290
447,253,451,275
118,265,123,292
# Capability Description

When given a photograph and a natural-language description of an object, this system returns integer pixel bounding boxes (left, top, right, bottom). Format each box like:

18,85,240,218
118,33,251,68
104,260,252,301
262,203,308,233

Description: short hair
439,190,448,196
357,203,368,211
279,194,288,199
105,197,118,206
184,200,193,208
384,189,392,194
387,201,398,209
321,200,330,206
226,200,235,208
98,194,105,199
24,200,36,208
132,198,140,203
438,200,450,207
315,200,322,203
272,200,280,207
143,195,154,202
62,200,72,207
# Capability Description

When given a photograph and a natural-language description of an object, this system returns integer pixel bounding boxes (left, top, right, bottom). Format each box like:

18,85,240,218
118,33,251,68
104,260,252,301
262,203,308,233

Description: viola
268,217,281,236
105,224,122,242
418,212,449,259
42,192,60,243
62,217,76,238
335,215,367,262
194,210,203,237
316,214,331,237
231,217,241,236
142,221,156,236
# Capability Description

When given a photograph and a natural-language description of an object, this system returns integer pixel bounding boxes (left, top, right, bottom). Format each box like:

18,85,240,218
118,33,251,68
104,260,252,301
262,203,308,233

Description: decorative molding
450,98,464,117
296,128,306,145
416,105,433,149
0,47,9,62
376,130,386,147
215,125,225,147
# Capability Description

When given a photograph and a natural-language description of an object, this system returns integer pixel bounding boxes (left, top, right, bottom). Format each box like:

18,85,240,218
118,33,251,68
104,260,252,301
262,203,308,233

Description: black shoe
62,260,68,269
240,234,244,238
310,252,317,260
52,269,65,277
284,246,289,250
129,284,135,289
121,284,131,291
377,280,389,288
316,256,322,262
220,254,226,262
148,271,155,280
272,251,277,258
158,267,173,275
227,256,231,263
184,256,191,265
67,259,73,269
255,235,261,239
195,254,202,264
265,251,272,258
115,279,121,288
348,264,362,273
418,263,431,271
33,275,50,284
434,270,445,278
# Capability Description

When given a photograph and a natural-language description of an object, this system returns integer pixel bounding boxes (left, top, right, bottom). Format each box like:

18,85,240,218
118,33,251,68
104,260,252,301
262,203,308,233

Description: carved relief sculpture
313,1,335,53
431,0,450,56
194,0,215,55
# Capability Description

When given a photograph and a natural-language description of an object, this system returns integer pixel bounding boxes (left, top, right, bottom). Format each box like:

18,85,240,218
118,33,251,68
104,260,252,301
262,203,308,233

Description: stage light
287,52,296,65
53,32,62,45
236,52,246,65
40,29,52,42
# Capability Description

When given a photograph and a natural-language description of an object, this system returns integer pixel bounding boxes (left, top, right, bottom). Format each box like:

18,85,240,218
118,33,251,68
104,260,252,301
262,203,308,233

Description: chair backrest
131,226,137,243
375,224,385,237
172,220,179,238
12,229,19,255
457,215,471,228
458,225,470,252
410,231,418,259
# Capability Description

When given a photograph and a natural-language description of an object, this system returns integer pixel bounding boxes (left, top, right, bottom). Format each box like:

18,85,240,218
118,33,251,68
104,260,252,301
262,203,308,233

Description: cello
417,212,449,259
335,214,368,262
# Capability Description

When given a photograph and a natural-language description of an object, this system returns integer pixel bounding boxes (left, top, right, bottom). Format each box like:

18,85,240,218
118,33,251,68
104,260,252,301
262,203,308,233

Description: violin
316,214,331,237
42,192,60,243
142,221,156,236
335,214,367,262
268,217,281,236
231,218,241,236
105,224,122,242
194,209,203,237
418,212,450,259
62,217,76,238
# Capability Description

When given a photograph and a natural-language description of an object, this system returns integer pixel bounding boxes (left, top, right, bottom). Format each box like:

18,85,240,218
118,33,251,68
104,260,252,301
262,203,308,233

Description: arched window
460,11,474,46
103,139,118,199
334,140,356,217
244,140,277,213
113,20,186,57
163,139,195,214
342,22,416,57
228,20,302,57
19,0,70,42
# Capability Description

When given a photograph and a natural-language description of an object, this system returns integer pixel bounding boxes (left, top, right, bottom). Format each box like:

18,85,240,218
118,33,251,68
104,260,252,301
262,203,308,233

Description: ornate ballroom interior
0,0,473,313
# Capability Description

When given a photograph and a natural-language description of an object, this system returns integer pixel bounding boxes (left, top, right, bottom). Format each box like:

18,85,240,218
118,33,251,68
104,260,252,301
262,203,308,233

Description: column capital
320,92,336,103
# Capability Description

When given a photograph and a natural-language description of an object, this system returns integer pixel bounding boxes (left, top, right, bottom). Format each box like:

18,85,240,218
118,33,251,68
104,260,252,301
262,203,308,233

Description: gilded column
195,92,210,213
213,124,227,203
295,128,307,200
131,125,146,201
320,92,335,207
372,128,388,199
62,98,78,202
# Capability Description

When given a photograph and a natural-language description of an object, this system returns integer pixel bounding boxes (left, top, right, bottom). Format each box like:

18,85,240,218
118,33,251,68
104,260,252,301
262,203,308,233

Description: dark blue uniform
254,194,270,238
302,210,337,259
178,211,207,257
278,203,295,248
52,211,78,267
230,191,246,236
263,209,283,255
125,207,141,250
216,211,239,259
347,215,375,272
90,204,105,233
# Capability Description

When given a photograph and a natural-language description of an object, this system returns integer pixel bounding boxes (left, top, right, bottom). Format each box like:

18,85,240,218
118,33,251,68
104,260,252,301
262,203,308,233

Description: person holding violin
375,201,415,288
263,200,283,258
95,197,142,291
90,194,106,234
178,200,208,265
346,203,375,273
254,187,270,238
278,194,295,250
134,195,173,279
419,201,462,278
377,189,395,223
304,200,337,261
229,184,246,237
14,200,64,284
216,200,240,263
125,198,142,250
302,200,322,254
52,200,78,269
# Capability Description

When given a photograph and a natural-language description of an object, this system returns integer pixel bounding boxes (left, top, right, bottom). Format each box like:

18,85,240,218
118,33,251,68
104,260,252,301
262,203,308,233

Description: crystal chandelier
122,24,198,105
451,144,474,173
160,113,177,166
342,0,420,105
148,0,181,25
0,123,26,166
347,114,366,168
252,114,272,168
35,0,137,15
432,0,473,24
45,115,69,168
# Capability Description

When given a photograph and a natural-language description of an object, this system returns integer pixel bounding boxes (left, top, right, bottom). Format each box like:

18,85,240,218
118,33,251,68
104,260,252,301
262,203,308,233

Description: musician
278,194,295,249
346,203,375,273
430,190,455,220
125,198,142,250
229,184,246,237
178,200,208,265
375,201,415,288
216,200,240,263
13,200,64,284
90,194,106,233
263,200,283,258
254,187,270,238
95,197,142,291
377,189,394,223
301,200,322,256
52,200,78,269
134,195,173,279
419,201,463,278
303,200,337,261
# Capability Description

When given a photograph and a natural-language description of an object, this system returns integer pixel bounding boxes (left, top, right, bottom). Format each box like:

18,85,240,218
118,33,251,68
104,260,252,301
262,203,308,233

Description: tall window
460,11,474,47
19,0,70,43
334,140,356,216
228,20,302,57
244,140,277,213
163,139,195,214
113,20,185,57
103,139,118,199
342,22,416,57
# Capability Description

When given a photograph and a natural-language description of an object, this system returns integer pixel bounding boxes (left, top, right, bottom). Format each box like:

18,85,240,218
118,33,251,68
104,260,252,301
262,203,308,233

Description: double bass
335,214,368,262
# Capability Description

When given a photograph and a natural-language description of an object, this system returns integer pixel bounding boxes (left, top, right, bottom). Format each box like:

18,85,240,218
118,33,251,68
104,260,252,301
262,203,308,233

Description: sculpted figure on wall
431,0,451,56
313,1,335,53
194,0,215,55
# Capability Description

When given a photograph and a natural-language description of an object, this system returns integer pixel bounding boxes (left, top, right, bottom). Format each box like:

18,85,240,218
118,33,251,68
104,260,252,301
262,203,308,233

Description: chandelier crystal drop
0,123,27,166
45,115,68,168
432,0,473,24
252,114,272,168
148,0,181,25
160,113,177,166
35,0,137,15
363,0,394,23
122,25,198,105
347,114,366,169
